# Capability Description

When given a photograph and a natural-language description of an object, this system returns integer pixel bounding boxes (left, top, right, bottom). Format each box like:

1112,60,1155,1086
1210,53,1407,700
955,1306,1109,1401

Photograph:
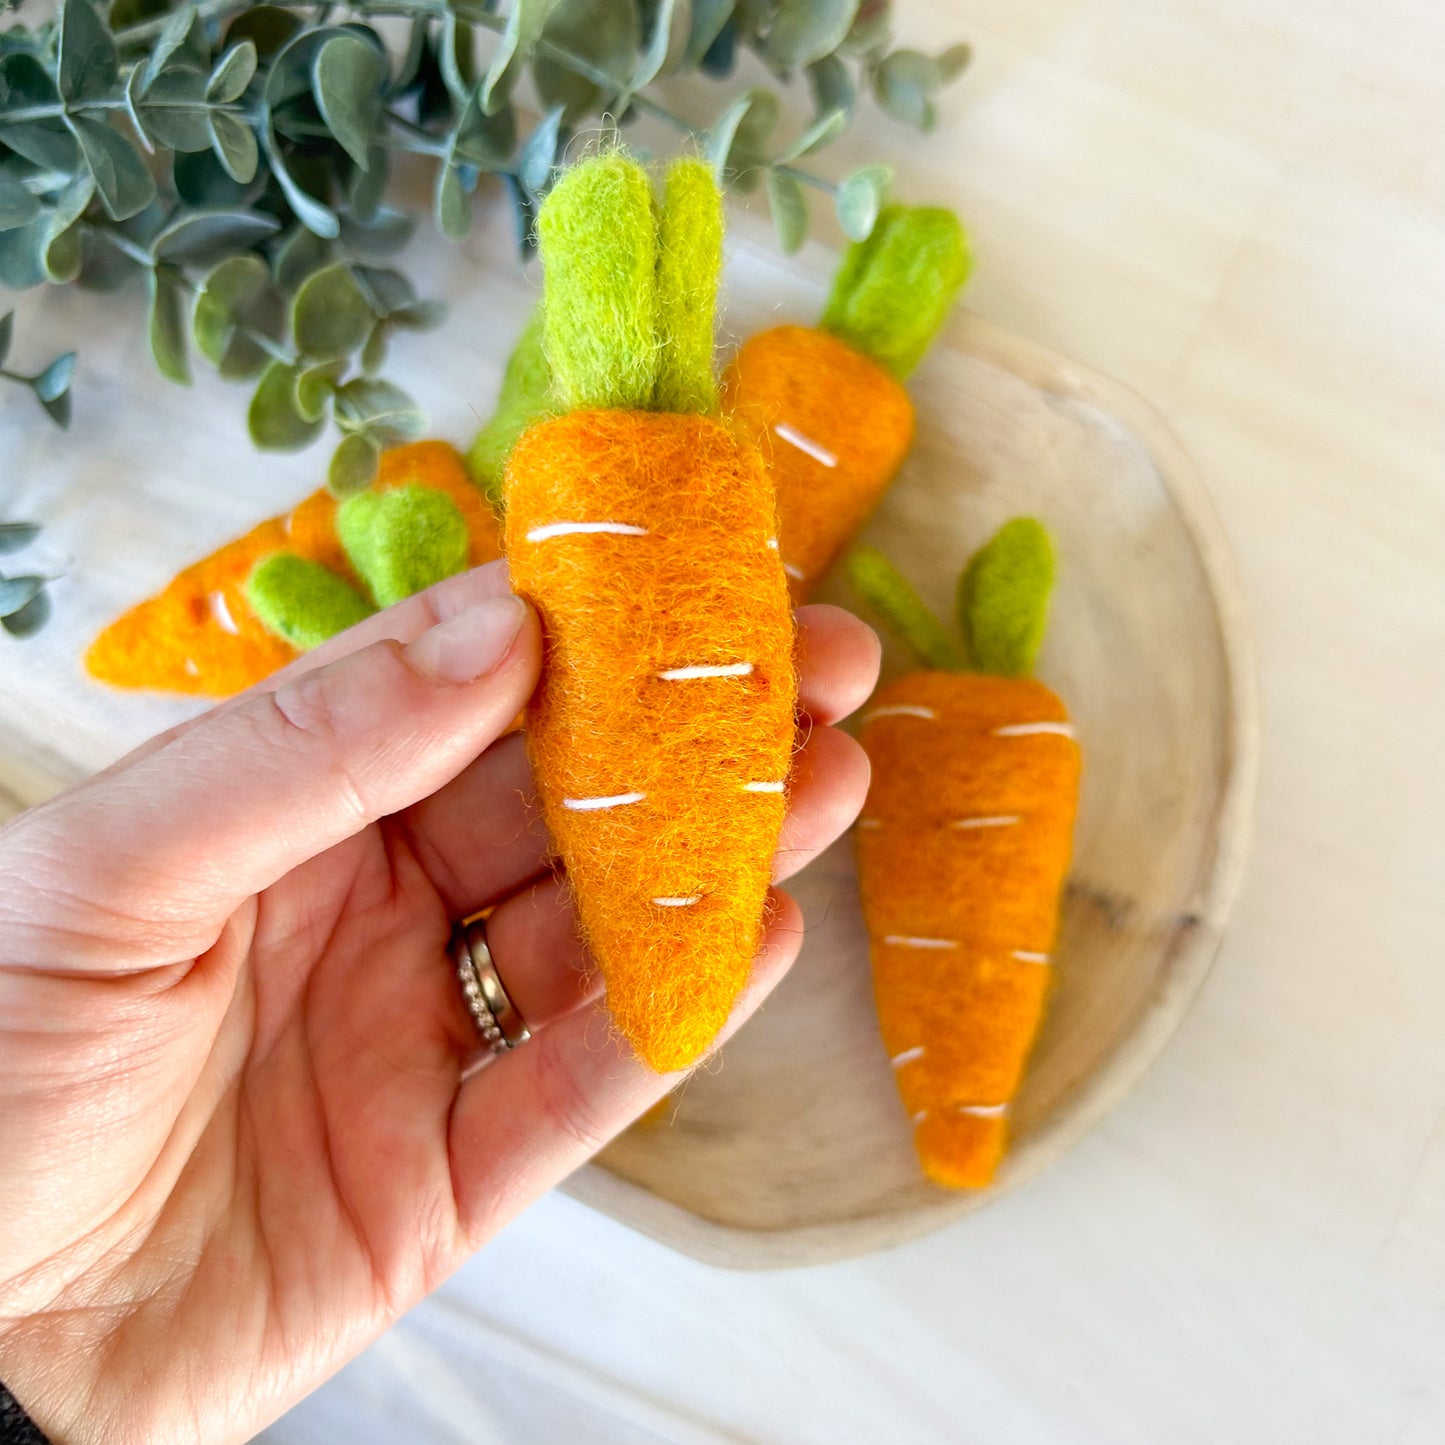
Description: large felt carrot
722,206,971,600
504,153,796,1073
849,520,1080,1189
85,439,502,696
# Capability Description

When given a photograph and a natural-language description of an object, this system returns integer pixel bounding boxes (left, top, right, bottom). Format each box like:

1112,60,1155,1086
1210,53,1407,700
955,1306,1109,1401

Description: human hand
0,561,878,1444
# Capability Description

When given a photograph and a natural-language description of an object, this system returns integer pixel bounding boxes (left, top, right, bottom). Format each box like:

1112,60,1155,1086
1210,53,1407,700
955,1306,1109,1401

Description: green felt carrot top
821,204,973,380
539,152,723,415
847,517,1056,677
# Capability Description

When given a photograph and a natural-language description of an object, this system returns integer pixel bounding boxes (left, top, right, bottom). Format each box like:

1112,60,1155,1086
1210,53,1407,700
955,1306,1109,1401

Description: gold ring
451,916,531,1053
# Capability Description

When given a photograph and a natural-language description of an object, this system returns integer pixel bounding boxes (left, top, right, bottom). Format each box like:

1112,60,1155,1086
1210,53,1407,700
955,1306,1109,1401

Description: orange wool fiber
722,325,914,600
505,410,797,1072
856,670,1081,1189
85,441,502,697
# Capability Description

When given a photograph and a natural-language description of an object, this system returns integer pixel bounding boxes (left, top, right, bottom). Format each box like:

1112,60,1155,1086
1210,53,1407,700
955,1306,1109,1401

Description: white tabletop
11,1,1444,1440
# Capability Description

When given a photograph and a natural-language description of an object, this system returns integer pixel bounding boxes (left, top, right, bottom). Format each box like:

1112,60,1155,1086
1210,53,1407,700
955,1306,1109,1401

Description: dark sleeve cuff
0,1382,51,1445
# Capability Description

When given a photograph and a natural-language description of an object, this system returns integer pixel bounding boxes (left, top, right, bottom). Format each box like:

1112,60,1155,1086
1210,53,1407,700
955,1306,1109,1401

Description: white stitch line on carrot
862,704,938,723
952,815,1020,829
891,1045,925,1068
953,1103,1009,1118
912,1110,928,1125
993,721,1075,739
743,780,786,793
1012,950,1050,964
883,935,958,949
562,791,647,811
856,818,881,829
766,537,779,550
526,521,649,542
773,421,838,469
652,895,702,907
783,562,805,581
209,591,240,636
657,663,755,680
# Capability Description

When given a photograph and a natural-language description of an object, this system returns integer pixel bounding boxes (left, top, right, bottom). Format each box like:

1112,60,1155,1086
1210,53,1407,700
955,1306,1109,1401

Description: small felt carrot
723,206,971,600
85,439,502,696
504,153,796,1073
849,520,1080,1189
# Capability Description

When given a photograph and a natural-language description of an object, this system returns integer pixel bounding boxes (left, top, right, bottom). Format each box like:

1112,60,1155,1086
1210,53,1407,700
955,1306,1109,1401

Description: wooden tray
0,223,1256,1270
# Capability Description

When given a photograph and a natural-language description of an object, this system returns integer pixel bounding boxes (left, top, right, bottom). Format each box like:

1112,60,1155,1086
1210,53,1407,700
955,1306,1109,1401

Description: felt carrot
722,205,972,600
85,439,502,696
504,153,796,1073
849,520,1080,1189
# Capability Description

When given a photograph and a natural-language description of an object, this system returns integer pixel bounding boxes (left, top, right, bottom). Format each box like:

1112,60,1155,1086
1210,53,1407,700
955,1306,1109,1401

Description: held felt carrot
85,440,503,696
849,520,1080,1189
722,206,972,600
504,153,796,1073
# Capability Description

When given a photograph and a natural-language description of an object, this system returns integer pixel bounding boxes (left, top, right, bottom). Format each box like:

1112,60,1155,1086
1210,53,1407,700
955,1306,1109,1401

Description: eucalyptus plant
0,0,967,620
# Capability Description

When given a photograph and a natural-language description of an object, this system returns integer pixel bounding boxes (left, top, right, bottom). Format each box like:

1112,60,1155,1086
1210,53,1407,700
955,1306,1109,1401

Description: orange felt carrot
849,521,1080,1189
723,206,971,600
85,440,501,696
503,153,796,1073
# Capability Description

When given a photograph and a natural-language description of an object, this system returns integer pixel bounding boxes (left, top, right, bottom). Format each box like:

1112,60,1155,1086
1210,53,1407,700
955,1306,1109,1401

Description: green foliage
466,304,552,507
0,0,970,629
958,517,1055,678
245,551,374,649
846,546,966,673
0,506,51,641
336,484,470,607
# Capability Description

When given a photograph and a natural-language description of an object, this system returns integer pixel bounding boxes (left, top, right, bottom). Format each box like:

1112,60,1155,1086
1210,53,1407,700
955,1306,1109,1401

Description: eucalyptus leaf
773,107,845,163
360,320,386,373
704,88,760,176
172,146,250,206
261,28,343,238
437,13,476,106
137,66,213,152
764,0,859,70
207,40,258,102
517,105,565,194
294,357,345,422
0,312,10,367
389,298,446,330
43,224,83,285
208,110,259,183
216,331,269,381
0,520,40,554
482,0,559,113
327,430,381,496
151,208,280,264
292,261,374,360
141,4,199,92
806,53,853,116
193,253,268,364
351,263,413,314
222,5,302,62
333,376,424,437
936,42,972,83
835,162,889,241
313,31,387,170
148,263,190,383
0,587,51,638
346,142,388,221
0,52,79,169
32,351,75,403
338,206,414,256
765,167,807,254
630,0,680,92
65,115,156,219
248,360,326,450
434,163,469,241
57,0,118,103
871,48,940,131
122,59,155,154
0,587,52,638
0,119,80,171
685,0,734,65
0,574,44,617
273,226,332,291
0,173,38,231
534,0,639,122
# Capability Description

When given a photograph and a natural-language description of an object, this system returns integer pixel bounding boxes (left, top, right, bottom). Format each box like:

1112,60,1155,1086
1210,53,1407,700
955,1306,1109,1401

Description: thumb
0,593,540,968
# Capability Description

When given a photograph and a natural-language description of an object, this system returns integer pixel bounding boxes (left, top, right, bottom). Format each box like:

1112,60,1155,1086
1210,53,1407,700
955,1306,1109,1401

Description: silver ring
452,916,531,1054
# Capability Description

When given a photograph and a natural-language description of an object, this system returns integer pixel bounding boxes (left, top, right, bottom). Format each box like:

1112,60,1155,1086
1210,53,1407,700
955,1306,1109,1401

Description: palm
0,577,878,1445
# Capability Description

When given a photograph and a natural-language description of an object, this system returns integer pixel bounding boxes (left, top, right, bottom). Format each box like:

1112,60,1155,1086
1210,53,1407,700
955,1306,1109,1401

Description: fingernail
404,595,527,685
